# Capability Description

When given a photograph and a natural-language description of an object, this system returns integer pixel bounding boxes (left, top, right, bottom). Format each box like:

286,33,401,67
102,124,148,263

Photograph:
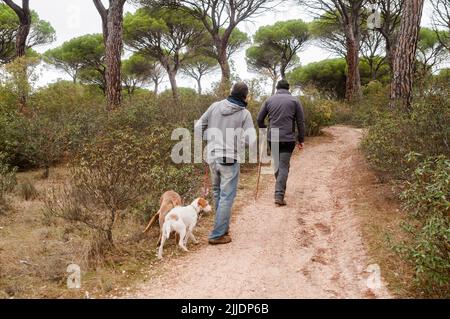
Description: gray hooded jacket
195,99,256,163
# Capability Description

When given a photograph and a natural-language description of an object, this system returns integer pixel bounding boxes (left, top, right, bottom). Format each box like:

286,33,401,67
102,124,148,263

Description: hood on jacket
220,99,246,116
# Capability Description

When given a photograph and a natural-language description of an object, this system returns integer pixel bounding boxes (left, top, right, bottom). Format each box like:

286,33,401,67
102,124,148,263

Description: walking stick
254,155,262,202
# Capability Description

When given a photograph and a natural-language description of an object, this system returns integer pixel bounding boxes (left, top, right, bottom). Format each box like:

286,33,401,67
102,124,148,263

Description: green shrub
300,96,334,136
0,108,30,166
330,102,353,124
349,83,390,127
289,59,390,100
106,97,159,133
361,112,411,177
401,154,450,218
396,155,450,297
361,82,450,297
0,112,82,175
45,127,203,263
159,87,197,100
29,81,106,156
1,56,41,109
362,80,384,96
0,85,17,110
361,91,450,179
106,91,214,136
153,94,214,126
46,130,157,245
0,81,106,170
327,82,390,127
30,81,104,113
0,152,17,211
103,98,206,222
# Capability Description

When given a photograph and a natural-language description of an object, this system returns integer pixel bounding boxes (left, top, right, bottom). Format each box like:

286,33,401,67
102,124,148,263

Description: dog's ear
198,198,208,208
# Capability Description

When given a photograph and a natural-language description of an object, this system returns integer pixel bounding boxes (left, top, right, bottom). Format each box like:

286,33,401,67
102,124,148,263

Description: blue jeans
209,160,240,240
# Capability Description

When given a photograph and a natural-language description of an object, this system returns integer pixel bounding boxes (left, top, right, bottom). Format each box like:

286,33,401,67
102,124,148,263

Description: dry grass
17,178,39,201
350,148,416,298
0,166,155,298
0,164,260,299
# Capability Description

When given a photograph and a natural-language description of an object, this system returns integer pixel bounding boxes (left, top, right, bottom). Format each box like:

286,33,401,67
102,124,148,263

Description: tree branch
93,0,108,18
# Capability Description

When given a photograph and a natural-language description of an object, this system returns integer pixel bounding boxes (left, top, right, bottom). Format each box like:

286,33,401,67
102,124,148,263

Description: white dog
158,197,212,259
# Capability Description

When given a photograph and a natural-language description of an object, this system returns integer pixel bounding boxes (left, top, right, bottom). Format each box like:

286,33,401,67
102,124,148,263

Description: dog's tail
143,209,160,234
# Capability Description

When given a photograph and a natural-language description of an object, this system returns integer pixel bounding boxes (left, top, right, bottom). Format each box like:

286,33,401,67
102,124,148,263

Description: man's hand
297,142,304,150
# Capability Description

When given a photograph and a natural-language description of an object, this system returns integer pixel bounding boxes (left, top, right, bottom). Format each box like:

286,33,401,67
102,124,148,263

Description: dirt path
128,126,391,299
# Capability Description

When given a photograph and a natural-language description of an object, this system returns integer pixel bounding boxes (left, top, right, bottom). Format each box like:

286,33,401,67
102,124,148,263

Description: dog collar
190,204,199,213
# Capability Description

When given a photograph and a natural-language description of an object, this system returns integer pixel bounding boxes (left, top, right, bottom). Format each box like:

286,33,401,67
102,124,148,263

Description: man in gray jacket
195,82,256,245
257,80,305,206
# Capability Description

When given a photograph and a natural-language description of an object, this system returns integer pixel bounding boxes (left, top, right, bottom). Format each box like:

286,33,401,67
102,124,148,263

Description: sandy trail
128,126,391,299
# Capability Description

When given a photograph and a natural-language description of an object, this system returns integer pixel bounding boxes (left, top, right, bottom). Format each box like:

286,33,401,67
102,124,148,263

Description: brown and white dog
143,190,182,246
158,198,212,259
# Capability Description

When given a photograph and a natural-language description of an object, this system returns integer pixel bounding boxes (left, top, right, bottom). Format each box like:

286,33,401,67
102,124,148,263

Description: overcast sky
27,0,435,94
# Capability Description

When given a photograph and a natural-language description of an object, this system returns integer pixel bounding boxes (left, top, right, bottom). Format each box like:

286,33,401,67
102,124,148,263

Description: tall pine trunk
153,79,159,95
197,78,202,95
3,0,31,57
4,0,31,112
271,77,277,95
217,45,231,97
93,0,109,44
385,37,395,76
332,0,365,102
280,63,287,80
390,0,425,109
105,2,124,111
167,69,179,100
17,58,29,112
93,0,125,111
16,20,31,112
344,24,362,102
15,22,31,57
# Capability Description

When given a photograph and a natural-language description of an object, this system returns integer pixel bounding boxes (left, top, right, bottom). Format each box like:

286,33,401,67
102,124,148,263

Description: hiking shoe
208,234,232,245
275,199,287,206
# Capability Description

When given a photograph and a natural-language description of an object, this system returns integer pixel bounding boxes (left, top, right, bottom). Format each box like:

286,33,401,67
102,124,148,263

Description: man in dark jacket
257,80,305,206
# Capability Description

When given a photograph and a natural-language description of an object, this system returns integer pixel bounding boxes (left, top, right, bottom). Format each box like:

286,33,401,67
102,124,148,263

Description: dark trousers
269,142,295,200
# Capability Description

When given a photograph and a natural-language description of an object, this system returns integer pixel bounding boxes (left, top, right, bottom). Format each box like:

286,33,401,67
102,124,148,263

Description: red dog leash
202,161,210,197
